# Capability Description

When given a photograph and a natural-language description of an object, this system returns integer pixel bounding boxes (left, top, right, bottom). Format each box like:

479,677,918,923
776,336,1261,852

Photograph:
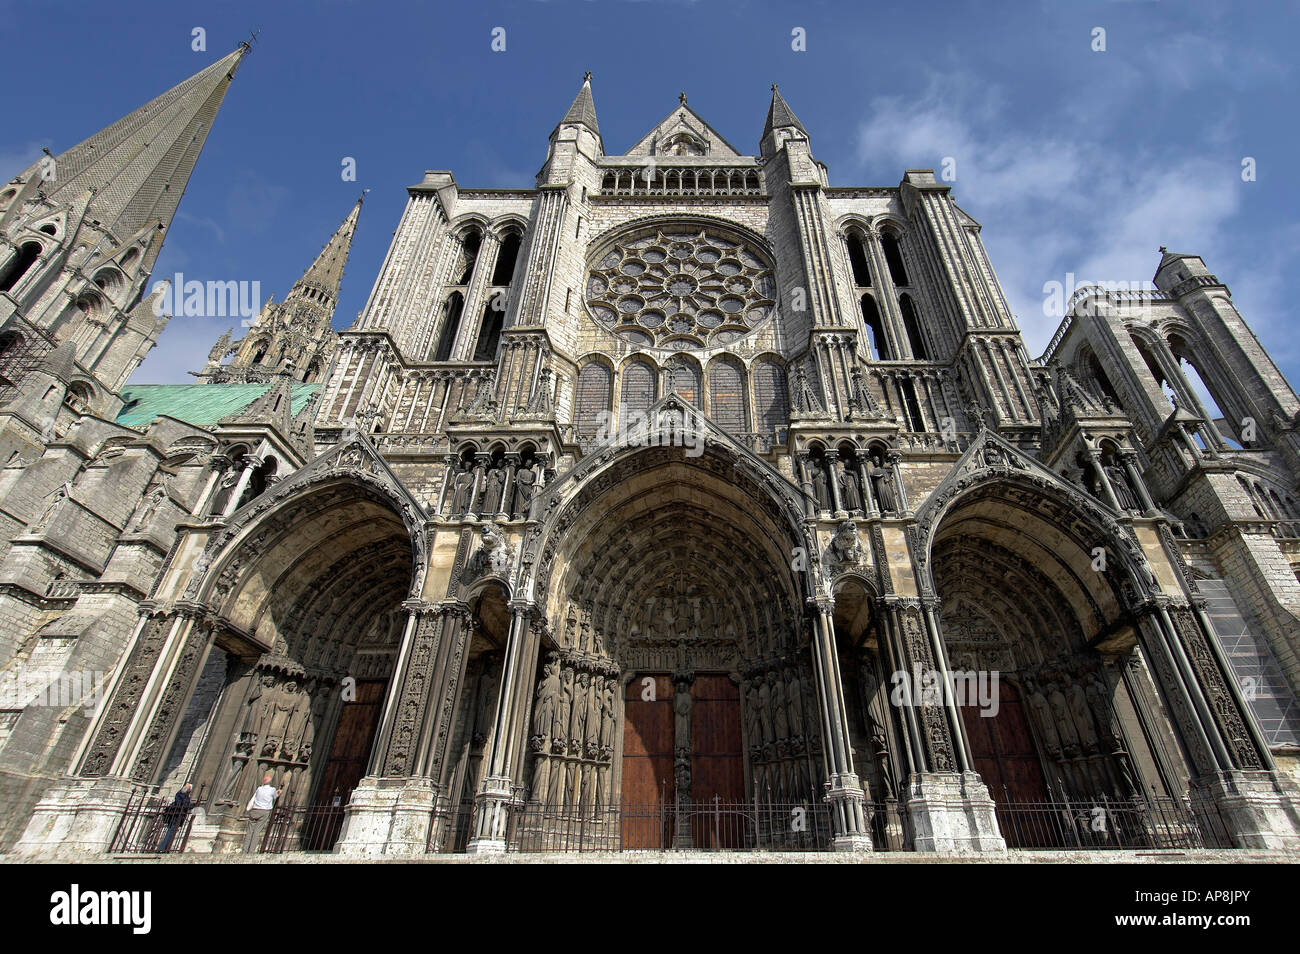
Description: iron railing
107,789,198,854
993,796,1234,850
427,797,843,853
261,802,348,853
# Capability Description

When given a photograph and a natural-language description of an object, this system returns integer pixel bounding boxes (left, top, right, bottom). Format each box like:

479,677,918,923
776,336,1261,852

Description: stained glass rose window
585,227,777,350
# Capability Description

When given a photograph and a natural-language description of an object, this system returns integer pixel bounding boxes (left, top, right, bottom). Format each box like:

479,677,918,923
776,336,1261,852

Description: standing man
156,782,193,852
242,774,280,853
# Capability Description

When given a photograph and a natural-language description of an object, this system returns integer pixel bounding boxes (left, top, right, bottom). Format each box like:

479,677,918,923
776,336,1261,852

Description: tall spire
11,45,249,271
291,192,364,309
194,195,362,385
560,71,600,136
763,83,807,139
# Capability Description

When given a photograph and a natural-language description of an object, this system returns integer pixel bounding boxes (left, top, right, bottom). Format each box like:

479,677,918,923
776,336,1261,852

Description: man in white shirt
242,774,279,852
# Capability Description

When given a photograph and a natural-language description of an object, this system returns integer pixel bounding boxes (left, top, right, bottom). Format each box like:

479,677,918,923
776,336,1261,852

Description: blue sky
2,0,1297,386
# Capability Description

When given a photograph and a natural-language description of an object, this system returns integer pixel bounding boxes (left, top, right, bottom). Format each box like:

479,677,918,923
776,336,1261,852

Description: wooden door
689,674,745,848
621,674,673,847
960,680,1051,847
315,679,387,807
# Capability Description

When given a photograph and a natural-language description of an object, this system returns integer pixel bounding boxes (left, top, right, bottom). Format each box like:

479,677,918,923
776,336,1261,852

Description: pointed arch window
667,358,701,407
575,361,612,438
881,231,909,287
846,231,872,287
472,303,504,361
707,358,746,436
860,294,890,360
620,360,657,427
434,292,465,362
753,359,789,437
491,231,521,286
454,230,481,285
899,293,928,360
0,242,42,293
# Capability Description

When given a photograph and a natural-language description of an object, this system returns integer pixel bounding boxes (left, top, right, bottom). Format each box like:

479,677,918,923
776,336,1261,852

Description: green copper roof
116,383,320,429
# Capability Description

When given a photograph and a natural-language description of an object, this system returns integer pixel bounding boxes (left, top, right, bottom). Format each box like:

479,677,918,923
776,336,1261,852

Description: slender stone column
221,456,259,517
857,455,879,517
825,450,846,517
886,452,909,513
808,597,872,851
1084,449,1124,512
468,601,536,853
1120,450,1159,516
796,453,817,518
465,454,487,521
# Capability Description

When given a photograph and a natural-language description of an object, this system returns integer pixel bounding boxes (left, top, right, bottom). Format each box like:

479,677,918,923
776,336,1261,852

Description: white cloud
853,71,1263,361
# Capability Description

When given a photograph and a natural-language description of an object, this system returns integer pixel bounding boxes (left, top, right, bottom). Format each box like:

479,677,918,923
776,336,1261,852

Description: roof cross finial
584,70,592,83
771,83,779,92
679,91,687,106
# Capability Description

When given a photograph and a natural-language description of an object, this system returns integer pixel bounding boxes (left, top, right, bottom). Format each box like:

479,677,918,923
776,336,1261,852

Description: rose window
585,228,777,349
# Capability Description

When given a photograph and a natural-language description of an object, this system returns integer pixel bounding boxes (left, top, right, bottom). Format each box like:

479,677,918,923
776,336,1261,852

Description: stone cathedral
2,48,1300,857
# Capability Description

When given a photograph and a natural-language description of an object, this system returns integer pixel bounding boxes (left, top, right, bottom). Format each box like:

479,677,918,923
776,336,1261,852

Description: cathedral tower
0,44,249,457
196,194,364,384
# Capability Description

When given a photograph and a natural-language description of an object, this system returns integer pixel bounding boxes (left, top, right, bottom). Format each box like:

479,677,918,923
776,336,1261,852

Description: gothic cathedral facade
3,55,1300,856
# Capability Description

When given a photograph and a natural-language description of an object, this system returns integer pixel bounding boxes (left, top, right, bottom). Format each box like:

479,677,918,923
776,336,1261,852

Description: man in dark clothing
157,782,194,852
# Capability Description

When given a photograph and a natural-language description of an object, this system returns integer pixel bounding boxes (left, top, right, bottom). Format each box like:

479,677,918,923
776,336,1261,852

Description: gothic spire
10,45,249,271
290,192,364,309
560,72,600,136
763,83,807,138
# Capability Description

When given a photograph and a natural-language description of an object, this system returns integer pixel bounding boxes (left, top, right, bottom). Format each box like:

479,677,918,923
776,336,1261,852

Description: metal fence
427,797,845,853
262,802,348,853
107,790,197,854
993,796,1234,850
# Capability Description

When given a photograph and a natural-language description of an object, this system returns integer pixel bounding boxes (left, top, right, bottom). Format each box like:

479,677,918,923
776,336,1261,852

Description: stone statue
1046,680,1080,755
532,660,561,742
483,465,506,515
553,667,573,751
511,463,536,519
1104,464,1137,511
450,464,475,516
1024,677,1062,758
744,682,763,750
810,461,831,512
838,463,863,513
785,667,805,738
599,678,617,751
829,520,862,565
770,670,789,741
867,456,896,513
673,681,692,751
1064,673,1099,752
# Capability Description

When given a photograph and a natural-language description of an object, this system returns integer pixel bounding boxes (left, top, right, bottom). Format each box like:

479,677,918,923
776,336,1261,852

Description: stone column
1120,450,1159,516
221,456,259,517
881,596,1005,853
825,450,846,517
796,453,817,519
336,601,470,857
886,452,909,514
808,597,872,851
467,601,536,853
857,454,879,517
465,454,488,521
17,603,216,856
1132,598,1300,848
1084,449,1124,512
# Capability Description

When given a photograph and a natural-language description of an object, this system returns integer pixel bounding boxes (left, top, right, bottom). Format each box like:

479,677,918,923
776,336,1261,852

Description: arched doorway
522,434,819,849
926,475,1175,846
171,480,417,851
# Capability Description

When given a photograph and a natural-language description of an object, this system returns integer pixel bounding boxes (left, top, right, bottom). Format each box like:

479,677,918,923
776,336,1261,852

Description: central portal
620,672,744,848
